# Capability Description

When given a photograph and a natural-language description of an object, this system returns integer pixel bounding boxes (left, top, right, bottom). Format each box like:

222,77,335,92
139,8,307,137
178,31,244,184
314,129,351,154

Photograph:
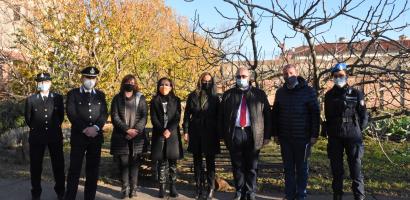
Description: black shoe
169,183,179,198
247,193,256,200
354,195,365,200
233,192,242,200
158,184,166,198
32,197,40,200
206,188,214,200
129,186,138,198
194,186,202,199
333,194,343,200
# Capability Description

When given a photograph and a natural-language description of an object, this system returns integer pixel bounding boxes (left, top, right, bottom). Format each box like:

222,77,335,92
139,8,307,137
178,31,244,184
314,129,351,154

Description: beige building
0,0,28,94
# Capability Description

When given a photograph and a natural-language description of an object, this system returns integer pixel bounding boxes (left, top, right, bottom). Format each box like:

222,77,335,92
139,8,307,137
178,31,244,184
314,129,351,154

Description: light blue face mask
236,78,249,90
37,82,51,92
334,76,347,88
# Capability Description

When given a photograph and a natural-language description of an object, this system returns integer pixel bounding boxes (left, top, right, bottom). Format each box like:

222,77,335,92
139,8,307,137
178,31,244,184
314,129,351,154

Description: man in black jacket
64,66,108,200
218,67,271,200
323,63,368,200
25,72,65,200
272,64,320,200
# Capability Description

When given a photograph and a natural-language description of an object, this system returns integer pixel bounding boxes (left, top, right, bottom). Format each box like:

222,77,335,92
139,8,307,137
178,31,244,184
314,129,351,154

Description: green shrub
366,116,410,142
0,99,25,134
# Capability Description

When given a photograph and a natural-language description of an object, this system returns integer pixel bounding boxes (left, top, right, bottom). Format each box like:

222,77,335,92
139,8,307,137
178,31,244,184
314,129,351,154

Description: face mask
285,76,298,89
159,85,171,96
123,83,134,92
37,82,51,92
236,79,249,90
201,82,212,90
83,78,96,90
334,76,347,88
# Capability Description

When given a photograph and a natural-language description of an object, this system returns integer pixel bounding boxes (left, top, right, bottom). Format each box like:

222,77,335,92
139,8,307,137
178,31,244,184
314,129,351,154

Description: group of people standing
24,63,368,200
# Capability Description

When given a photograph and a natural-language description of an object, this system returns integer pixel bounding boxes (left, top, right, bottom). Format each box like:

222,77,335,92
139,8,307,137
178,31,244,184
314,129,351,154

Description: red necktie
240,95,247,127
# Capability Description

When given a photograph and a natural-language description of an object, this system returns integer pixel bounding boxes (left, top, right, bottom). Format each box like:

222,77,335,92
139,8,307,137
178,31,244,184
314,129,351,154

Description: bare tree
181,0,410,120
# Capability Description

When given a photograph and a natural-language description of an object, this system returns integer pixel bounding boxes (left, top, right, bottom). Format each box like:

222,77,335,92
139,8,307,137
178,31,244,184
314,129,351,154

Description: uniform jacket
24,92,64,144
66,87,108,145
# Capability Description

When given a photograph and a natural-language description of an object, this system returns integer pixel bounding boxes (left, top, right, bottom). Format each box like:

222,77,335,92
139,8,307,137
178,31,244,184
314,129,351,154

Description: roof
287,39,410,57
0,50,26,62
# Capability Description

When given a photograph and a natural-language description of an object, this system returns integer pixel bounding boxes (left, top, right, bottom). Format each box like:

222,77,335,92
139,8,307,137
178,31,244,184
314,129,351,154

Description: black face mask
123,84,134,92
285,76,298,89
201,82,212,90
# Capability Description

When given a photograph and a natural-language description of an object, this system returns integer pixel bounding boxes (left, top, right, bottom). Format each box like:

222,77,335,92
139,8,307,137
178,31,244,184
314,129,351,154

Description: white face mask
37,82,51,92
236,78,249,90
334,76,347,88
83,78,96,90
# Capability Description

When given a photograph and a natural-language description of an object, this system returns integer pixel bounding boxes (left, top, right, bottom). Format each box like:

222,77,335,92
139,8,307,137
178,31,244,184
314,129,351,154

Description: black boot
120,186,130,199
333,194,343,200
169,160,179,198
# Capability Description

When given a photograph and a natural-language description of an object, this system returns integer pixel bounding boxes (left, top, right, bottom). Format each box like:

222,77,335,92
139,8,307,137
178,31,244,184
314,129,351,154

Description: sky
164,0,410,58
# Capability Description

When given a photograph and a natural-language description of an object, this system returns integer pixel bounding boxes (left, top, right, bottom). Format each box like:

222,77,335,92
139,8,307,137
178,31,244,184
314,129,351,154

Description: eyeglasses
236,75,249,79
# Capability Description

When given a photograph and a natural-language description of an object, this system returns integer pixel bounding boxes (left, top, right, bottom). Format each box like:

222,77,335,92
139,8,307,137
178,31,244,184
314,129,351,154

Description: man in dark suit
218,67,271,200
64,66,108,200
25,72,65,200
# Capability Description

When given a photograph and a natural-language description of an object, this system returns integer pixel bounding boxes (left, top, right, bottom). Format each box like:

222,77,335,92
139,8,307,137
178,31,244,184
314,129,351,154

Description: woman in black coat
110,74,148,199
150,77,183,198
183,72,220,199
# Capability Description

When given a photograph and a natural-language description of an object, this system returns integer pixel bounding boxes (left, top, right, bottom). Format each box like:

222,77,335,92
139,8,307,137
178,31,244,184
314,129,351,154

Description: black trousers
116,143,141,191
29,141,65,198
193,153,216,189
327,137,365,198
65,141,102,200
229,127,260,197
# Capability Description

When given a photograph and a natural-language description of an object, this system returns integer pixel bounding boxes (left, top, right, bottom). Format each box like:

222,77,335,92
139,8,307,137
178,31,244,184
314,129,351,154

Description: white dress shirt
235,94,251,127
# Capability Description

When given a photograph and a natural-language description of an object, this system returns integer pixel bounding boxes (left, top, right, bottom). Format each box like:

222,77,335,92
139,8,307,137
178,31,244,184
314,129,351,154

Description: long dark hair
196,72,217,96
120,74,140,94
155,77,176,97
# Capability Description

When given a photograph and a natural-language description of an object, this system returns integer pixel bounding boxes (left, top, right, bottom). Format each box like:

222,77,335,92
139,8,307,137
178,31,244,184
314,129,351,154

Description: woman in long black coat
150,77,183,198
110,74,148,199
183,72,220,199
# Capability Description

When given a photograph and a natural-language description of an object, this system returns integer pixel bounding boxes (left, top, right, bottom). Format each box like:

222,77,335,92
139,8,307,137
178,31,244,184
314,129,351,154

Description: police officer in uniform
323,63,368,200
64,66,108,200
24,72,65,200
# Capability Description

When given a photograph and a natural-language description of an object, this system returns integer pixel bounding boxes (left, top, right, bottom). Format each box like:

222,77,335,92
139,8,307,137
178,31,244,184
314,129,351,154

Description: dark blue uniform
25,92,65,199
64,86,108,200
324,85,368,200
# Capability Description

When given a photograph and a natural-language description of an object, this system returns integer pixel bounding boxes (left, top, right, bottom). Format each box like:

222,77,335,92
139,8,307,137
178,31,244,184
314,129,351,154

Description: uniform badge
90,68,95,74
